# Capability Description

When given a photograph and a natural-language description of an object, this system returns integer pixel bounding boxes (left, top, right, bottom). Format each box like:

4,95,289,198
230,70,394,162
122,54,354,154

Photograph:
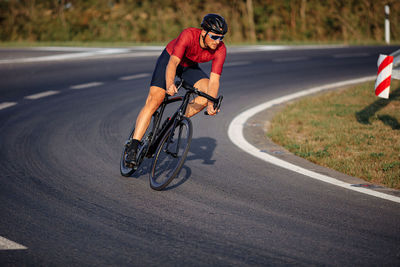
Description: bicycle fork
165,120,183,158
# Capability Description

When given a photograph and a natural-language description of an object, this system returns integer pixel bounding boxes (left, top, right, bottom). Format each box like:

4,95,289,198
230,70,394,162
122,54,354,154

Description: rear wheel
149,117,192,190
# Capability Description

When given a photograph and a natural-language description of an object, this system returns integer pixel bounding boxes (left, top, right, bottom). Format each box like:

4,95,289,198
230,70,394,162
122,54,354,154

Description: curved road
1,46,399,265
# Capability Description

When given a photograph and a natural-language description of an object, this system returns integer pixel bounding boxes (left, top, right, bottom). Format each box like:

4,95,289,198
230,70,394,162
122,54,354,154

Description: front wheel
149,117,193,190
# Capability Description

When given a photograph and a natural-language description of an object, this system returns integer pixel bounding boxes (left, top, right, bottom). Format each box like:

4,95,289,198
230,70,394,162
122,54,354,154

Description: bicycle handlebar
175,79,223,115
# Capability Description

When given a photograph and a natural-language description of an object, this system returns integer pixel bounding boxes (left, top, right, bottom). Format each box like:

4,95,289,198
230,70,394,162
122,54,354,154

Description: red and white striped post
375,54,393,99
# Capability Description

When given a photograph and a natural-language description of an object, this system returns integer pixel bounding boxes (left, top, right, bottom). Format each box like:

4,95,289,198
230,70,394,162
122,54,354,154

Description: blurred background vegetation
0,0,399,44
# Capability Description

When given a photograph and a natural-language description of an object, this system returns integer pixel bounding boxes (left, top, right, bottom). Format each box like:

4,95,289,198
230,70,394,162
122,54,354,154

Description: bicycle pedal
125,161,137,170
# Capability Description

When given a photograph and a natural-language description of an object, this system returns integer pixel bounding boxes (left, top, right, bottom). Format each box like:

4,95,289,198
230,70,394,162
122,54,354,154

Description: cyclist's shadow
185,137,217,165
133,137,217,190
166,137,218,190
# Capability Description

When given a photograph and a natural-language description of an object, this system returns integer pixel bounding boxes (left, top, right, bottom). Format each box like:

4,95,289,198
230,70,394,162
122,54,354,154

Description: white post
385,5,390,44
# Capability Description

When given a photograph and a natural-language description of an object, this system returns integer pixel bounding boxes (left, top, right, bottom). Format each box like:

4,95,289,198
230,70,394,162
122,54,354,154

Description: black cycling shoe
125,139,140,167
125,145,138,167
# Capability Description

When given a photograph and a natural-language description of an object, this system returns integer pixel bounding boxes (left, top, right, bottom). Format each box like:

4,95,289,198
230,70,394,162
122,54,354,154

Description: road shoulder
242,93,400,199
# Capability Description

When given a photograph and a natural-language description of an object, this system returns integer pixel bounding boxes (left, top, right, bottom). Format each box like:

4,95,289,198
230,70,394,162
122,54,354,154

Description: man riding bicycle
126,13,228,167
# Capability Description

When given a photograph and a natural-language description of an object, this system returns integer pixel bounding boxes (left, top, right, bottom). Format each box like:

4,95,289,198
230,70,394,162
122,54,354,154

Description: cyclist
125,13,228,167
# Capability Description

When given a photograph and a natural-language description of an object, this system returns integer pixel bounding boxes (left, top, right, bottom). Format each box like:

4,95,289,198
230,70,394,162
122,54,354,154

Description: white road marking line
272,57,308,62
70,82,103,90
333,53,370,58
25,90,60,100
1,45,351,65
0,236,27,250
119,73,150,80
230,45,347,53
225,61,251,67
0,102,17,110
32,47,100,52
0,48,132,64
132,46,165,51
228,76,400,204
255,45,291,51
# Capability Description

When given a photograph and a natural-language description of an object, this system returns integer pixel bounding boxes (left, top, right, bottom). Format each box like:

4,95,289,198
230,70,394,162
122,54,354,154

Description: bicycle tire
149,117,193,190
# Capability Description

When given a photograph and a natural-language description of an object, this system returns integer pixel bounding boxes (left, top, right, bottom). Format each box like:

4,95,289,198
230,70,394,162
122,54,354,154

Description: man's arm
165,55,181,96
206,72,221,115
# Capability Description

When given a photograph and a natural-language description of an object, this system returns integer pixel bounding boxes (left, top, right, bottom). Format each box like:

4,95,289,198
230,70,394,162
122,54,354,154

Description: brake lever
204,96,223,116
174,80,183,91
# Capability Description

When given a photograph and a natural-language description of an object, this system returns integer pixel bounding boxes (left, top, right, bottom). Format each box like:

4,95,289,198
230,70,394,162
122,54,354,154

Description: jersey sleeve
171,29,191,60
211,44,226,75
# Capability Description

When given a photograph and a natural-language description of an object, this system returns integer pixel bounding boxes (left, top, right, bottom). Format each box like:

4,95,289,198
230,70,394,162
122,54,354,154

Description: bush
0,0,399,43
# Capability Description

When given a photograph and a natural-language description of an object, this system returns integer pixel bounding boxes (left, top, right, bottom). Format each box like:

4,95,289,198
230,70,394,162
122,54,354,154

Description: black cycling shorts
150,49,209,89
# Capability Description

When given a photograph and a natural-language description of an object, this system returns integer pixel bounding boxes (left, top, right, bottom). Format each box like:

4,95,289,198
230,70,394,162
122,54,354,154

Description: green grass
267,80,400,189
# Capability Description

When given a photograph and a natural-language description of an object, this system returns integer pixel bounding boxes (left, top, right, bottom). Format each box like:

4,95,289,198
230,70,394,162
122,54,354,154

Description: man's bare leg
132,86,166,141
185,78,209,118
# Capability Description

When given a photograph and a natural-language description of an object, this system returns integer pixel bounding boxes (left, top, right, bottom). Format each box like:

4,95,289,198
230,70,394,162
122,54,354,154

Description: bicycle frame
140,79,222,161
131,80,222,165
145,91,190,158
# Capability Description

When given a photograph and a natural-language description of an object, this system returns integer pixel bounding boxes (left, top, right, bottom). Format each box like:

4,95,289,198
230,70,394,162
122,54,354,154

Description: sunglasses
207,32,224,41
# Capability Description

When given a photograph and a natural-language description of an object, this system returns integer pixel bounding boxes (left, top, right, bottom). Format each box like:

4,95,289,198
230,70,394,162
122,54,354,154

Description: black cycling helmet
201,14,228,35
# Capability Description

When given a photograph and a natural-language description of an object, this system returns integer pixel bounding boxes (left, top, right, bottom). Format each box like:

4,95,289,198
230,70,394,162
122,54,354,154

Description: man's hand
206,101,218,116
166,83,178,96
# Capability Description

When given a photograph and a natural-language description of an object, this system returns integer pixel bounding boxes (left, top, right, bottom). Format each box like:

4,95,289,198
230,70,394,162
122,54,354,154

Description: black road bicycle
120,79,223,191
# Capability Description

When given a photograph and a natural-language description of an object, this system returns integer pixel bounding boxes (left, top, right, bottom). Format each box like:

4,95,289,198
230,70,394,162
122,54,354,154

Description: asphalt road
1,45,399,266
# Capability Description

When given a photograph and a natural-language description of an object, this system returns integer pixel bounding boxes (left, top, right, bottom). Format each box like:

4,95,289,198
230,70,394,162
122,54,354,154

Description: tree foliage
0,0,398,43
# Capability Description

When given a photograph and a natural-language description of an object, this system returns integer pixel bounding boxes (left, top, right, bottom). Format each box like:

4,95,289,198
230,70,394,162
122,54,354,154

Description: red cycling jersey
166,28,226,75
